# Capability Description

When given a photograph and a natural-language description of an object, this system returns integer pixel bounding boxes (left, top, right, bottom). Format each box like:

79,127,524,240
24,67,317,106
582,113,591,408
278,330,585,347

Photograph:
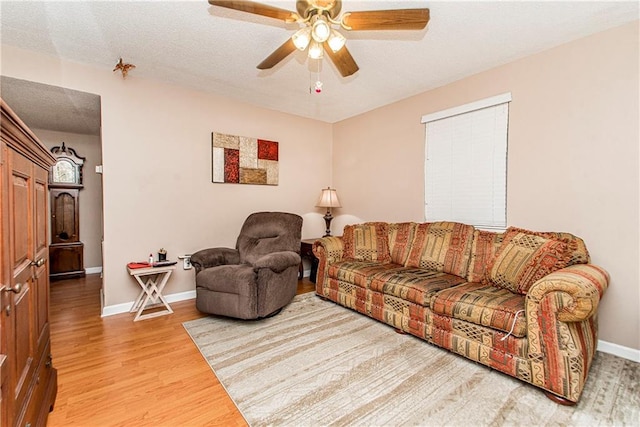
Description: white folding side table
127,265,176,321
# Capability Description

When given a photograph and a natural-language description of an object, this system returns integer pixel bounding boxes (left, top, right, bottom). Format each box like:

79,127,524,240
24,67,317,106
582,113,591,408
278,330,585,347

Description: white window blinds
422,94,510,230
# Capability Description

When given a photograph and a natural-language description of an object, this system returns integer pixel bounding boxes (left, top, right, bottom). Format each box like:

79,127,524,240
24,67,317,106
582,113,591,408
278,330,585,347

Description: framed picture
211,132,279,185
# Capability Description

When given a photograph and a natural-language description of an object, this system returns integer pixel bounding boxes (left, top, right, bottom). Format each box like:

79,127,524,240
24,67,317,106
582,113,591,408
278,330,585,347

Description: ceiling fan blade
324,43,359,77
257,38,297,70
342,8,430,30
208,1,297,22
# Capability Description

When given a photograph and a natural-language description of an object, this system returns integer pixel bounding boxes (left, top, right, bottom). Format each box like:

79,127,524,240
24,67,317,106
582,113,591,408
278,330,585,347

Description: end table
300,238,320,283
127,265,176,321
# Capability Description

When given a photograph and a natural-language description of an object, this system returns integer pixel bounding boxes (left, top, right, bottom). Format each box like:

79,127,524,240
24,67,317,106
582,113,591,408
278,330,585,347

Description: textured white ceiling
0,0,638,131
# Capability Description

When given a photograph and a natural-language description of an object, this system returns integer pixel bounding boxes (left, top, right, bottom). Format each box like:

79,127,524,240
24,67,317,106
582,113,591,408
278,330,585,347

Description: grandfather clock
49,142,86,280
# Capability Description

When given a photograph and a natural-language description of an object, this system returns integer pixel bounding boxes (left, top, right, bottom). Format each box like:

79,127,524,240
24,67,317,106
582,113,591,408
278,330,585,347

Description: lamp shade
316,187,342,208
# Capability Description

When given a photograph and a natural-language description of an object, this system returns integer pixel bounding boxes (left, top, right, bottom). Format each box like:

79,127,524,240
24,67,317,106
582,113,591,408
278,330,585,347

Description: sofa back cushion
405,221,475,278
467,229,505,283
485,228,572,294
342,222,391,263
387,222,418,265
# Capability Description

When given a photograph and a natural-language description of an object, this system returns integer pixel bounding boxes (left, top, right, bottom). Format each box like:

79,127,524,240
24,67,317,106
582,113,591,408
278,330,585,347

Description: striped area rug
184,293,638,426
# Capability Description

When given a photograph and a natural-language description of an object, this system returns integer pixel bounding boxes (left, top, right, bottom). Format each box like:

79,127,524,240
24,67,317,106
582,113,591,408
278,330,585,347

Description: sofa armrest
525,263,609,402
526,264,609,323
190,247,240,274
253,251,301,273
312,236,344,294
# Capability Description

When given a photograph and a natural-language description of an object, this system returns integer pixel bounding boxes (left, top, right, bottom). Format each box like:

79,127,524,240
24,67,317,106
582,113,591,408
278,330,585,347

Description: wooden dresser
1,98,58,426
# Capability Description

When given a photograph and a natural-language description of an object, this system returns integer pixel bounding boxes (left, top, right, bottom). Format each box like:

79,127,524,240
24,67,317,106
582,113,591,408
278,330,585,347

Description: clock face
52,159,78,184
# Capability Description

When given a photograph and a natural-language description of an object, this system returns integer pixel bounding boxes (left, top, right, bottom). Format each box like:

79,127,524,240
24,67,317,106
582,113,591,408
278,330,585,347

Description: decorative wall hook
113,58,136,78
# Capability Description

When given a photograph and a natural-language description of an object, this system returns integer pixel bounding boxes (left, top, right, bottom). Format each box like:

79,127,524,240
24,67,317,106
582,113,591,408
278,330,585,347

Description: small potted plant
158,248,167,262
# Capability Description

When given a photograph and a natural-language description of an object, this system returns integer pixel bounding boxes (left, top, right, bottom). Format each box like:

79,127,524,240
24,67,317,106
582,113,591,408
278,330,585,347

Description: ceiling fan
208,0,430,77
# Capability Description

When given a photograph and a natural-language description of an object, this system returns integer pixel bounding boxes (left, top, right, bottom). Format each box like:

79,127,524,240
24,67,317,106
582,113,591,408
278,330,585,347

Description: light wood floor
47,273,316,426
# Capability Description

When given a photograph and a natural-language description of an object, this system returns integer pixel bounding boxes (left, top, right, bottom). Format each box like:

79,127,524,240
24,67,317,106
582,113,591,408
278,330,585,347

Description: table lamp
316,187,342,237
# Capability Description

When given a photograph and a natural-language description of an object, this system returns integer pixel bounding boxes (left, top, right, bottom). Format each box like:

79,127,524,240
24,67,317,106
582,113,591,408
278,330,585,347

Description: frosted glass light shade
311,19,330,42
327,30,346,52
292,27,311,51
308,41,324,59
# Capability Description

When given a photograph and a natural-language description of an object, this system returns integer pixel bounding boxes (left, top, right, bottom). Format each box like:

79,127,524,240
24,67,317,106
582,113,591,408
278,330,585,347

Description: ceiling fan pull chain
312,59,323,94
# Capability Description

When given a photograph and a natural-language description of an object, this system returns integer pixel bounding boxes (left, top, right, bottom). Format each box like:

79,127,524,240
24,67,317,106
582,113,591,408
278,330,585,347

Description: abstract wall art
211,132,279,185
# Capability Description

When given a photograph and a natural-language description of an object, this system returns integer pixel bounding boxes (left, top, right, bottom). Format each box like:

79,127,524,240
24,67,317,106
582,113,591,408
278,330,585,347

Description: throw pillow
485,229,571,294
342,222,391,263
506,227,590,266
405,221,475,278
467,229,505,283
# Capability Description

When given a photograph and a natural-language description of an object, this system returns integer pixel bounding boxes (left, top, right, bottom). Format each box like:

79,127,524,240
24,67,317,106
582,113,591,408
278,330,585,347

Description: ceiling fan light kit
208,0,430,79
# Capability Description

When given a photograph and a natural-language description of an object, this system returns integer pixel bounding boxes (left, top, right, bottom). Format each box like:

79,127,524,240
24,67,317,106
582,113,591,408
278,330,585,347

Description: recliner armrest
252,251,301,273
190,247,240,274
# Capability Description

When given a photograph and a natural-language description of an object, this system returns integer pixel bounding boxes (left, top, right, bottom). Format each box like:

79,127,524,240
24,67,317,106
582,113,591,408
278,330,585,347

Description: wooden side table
300,238,320,283
127,265,176,321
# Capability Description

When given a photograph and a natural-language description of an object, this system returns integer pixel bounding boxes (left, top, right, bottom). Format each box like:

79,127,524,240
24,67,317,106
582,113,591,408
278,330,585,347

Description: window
421,93,511,230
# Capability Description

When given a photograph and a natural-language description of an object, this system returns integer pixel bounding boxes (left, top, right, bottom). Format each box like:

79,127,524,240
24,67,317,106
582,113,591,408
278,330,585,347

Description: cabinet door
1,143,8,427
34,166,49,350
6,149,37,422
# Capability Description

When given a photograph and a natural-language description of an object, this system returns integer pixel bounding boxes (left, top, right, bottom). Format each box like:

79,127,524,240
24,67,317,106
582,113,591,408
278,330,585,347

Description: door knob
31,258,45,267
5,283,22,294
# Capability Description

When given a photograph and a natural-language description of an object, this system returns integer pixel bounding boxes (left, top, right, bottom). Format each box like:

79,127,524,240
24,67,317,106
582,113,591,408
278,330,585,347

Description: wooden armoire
0,98,58,426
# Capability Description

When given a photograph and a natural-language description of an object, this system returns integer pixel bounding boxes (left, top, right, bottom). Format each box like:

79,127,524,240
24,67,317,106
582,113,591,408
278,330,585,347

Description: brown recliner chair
191,211,303,319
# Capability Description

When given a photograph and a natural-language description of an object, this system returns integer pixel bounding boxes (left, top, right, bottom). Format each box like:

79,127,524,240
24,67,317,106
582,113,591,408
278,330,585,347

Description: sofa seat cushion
370,268,467,307
431,282,527,338
327,260,404,288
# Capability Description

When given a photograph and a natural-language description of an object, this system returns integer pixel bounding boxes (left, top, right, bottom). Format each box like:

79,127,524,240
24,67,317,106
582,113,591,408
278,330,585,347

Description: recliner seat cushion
195,264,256,295
431,282,527,338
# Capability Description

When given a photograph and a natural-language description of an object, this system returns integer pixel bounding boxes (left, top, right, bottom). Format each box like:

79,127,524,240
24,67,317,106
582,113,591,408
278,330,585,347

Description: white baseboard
101,290,196,318
598,340,640,362
85,266,102,275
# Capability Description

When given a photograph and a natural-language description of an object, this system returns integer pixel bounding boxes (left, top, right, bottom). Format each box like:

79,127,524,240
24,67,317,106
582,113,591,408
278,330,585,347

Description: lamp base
323,211,333,237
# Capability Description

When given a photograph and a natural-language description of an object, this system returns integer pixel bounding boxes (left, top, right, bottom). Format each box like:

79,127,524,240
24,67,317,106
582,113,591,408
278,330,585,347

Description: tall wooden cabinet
1,98,57,426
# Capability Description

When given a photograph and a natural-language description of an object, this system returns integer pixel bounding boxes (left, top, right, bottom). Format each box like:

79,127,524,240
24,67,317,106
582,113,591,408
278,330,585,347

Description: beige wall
1,45,333,308
34,130,104,270
332,21,639,350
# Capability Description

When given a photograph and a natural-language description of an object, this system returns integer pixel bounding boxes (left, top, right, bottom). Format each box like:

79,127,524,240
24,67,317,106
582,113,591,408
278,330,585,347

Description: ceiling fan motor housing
296,0,342,19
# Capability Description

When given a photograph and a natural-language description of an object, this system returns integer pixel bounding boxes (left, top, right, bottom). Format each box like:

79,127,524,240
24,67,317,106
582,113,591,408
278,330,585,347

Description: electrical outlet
178,254,192,270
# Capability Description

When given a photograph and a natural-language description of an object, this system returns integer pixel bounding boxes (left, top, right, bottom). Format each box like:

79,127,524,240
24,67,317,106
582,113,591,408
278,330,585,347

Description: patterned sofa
312,221,609,404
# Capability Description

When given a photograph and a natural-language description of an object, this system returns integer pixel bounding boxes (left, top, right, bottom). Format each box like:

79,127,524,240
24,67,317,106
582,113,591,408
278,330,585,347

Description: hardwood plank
47,273,316,425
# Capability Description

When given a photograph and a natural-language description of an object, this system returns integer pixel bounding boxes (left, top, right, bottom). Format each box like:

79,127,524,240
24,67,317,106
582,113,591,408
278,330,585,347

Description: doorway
0,76,104,282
